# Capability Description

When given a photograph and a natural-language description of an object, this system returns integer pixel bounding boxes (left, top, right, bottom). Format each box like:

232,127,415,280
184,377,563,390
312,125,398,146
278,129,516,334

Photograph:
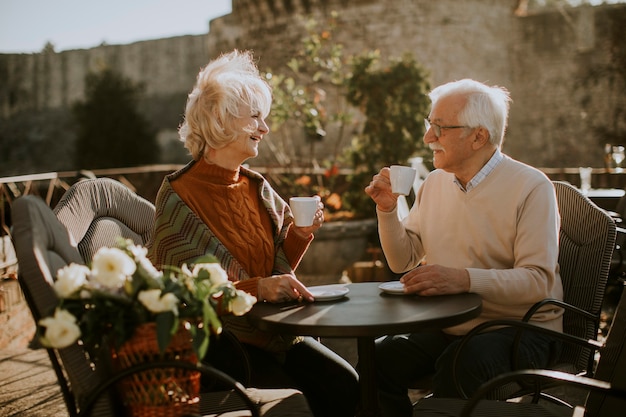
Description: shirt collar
454,148,503,192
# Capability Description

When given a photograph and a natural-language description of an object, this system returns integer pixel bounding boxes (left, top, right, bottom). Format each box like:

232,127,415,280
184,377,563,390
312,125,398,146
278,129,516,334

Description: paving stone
0,347,67,417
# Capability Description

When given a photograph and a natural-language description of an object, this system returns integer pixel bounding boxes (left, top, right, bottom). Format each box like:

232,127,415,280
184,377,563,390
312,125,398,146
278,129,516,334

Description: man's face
423,95,475,174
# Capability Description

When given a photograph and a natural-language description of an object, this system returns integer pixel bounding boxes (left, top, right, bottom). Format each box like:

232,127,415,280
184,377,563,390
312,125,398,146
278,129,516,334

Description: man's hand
400,264,470,296
365,167,398,212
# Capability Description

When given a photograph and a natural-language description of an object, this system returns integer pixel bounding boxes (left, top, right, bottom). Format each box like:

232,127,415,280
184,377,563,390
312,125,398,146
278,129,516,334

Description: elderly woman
148,50,358,417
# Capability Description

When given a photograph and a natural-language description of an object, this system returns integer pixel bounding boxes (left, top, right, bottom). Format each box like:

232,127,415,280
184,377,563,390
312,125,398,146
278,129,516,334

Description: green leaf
155,312,175,354
203,299,222,334
192,326,209,360
192,254,219,264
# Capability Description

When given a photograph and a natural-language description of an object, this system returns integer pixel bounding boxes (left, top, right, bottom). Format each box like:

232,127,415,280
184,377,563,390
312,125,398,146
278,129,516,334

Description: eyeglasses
424,118,469,138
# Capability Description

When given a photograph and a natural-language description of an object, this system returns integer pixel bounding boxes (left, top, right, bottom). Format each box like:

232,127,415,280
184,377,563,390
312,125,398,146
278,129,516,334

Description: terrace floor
0,344,67,417
0,322,430,416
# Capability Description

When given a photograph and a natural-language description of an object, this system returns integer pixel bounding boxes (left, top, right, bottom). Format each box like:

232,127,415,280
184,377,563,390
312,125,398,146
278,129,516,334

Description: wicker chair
12,194,312,416
53,177,253,385
413,279,626,416
409,181,618,403
542,181,616,379
442,181,617,403
53,177,155,262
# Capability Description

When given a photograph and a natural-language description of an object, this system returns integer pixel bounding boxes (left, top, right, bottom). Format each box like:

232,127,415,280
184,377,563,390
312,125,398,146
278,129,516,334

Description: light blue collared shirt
454,148,504,192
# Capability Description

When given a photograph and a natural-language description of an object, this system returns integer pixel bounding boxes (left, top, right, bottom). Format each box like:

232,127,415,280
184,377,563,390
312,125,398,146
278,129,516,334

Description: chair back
11,195,116,417
608,191,626,280
53,178,155,262
553,181,617,373
585,283,626,416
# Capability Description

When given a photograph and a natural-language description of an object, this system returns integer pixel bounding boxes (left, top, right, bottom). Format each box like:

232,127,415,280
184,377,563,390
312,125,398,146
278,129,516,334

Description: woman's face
219,103,270,166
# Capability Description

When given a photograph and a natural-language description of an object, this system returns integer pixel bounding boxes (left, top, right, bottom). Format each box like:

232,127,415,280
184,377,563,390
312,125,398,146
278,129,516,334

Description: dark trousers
208,335,359,417
375,327,562,417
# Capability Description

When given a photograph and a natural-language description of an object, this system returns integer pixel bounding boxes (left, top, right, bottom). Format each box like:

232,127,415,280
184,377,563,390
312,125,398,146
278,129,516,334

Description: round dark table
247,282,483,417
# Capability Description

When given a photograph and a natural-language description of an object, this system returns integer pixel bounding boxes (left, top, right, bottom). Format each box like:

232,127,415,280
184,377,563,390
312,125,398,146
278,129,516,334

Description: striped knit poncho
147,161,301,353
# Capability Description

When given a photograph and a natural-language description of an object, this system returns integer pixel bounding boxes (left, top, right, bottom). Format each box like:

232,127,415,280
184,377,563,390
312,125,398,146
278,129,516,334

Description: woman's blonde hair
179,50,272,160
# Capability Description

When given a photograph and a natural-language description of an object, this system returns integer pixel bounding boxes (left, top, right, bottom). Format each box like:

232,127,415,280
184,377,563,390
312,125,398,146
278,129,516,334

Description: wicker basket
110,322,200,417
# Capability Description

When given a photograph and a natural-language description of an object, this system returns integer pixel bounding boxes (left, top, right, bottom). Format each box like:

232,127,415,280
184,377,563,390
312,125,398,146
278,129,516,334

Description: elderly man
365,79,564,416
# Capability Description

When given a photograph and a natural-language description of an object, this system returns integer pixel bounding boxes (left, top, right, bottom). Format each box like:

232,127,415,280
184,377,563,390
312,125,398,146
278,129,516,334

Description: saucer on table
378,281,406,295
308,284,350,301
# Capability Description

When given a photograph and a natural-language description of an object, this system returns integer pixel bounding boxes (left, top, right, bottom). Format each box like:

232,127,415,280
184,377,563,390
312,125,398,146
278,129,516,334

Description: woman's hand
258,274,314,303
291,197,324,238
365,167,397,212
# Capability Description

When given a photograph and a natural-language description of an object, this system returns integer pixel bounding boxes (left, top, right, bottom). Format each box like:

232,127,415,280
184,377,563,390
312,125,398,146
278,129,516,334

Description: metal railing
0,165,190,276
0,163,356,235
4,163,625,275
0,165,187,236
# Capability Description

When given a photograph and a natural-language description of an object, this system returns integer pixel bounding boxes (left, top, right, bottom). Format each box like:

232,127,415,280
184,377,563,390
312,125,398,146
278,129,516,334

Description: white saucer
309,284,350,301
378,281,406,295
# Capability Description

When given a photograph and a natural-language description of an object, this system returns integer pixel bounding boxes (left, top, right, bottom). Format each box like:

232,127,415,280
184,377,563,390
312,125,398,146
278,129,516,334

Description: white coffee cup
390,165,417,195
289,196,320,227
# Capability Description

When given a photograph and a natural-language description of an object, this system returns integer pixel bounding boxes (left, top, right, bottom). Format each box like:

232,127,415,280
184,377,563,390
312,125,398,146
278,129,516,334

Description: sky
0,0,232,54
1,0,624,54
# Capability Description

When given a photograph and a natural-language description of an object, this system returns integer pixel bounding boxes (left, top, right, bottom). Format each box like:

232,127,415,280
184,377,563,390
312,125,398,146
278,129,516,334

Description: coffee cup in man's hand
390,165,417,195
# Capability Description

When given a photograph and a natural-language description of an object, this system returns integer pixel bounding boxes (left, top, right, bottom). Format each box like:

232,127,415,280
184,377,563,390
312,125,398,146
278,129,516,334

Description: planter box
297,219,381,285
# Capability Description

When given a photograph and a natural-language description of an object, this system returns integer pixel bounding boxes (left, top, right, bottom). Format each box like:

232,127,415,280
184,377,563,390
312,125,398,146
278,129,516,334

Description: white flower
54,263,90,298
183,276,197,293
137,255,163,280
193,263,228,285
138,289,179,315
39,308,81,348
129,243,162,280
231,290,257,316
91,247,136,289
127,243,148,259
180,264,197,292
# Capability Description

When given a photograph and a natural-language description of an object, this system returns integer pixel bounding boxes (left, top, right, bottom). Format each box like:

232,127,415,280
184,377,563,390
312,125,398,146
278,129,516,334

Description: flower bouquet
37,238,257,416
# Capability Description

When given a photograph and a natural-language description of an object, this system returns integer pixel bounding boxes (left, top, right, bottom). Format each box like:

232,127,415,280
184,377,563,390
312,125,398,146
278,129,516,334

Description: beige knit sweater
377,155,564,335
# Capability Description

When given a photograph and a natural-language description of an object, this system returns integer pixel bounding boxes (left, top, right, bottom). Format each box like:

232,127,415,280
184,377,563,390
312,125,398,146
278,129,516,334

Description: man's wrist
377,203,397,213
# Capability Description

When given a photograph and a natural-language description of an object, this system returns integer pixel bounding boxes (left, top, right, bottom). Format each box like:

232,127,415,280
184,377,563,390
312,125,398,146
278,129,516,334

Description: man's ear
472,127,490,149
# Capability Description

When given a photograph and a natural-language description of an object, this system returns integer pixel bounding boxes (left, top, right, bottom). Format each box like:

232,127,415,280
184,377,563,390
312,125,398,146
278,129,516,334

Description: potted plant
37,238,257,416
342,51,432,218
263,14,432,284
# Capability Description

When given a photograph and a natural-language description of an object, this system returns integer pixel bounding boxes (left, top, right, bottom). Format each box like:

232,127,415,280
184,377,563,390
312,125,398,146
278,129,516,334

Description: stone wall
1,0,625,172
507,5,626,167
1,35,208,115
208,0,519,166
210,0,626,167
0,279,34,350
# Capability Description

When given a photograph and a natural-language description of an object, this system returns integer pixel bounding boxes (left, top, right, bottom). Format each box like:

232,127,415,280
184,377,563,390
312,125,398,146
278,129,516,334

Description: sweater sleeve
234,276,261,297
377,205,426,273
283,225,314,270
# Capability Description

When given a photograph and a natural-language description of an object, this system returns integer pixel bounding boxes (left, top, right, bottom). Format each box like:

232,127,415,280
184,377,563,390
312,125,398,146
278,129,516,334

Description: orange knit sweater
170,159,310,296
